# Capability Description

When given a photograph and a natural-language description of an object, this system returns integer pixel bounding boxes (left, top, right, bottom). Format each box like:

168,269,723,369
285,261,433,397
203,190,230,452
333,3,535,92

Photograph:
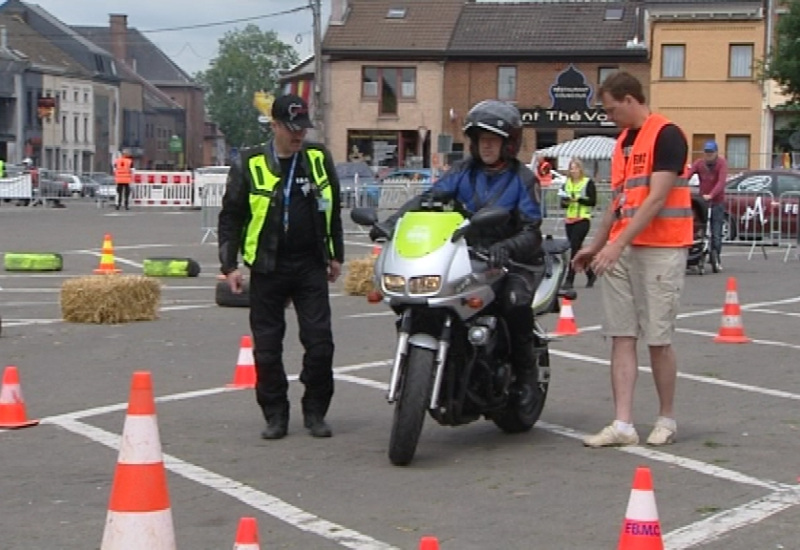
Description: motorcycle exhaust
387,311,412,403
429,315,452,410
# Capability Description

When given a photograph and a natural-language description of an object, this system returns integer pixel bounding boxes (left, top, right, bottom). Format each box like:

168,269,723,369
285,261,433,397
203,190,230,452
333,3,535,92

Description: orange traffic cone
227,335,257,388
371,244,382,258
101,371,175,550
552,297,579,336
93,233,121,274
232,517,261,550
419,536,440,549
617,467,664,550
0,366,39,429
714,277,751,344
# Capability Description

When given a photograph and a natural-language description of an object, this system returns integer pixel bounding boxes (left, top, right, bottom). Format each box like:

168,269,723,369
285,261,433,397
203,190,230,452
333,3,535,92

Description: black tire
215,280,250,308
492,349,550,434
722,213,737,242
709,250,719,274
388,346,435,466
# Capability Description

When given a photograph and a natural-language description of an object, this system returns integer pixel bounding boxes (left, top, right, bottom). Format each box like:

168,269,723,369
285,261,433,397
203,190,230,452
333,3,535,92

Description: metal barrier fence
720,190,800,261
0,174,33,200
200,182,226,243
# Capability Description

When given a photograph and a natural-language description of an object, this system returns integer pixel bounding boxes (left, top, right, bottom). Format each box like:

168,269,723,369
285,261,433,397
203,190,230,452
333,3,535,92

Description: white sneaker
646,419,677,446
583,424,639,448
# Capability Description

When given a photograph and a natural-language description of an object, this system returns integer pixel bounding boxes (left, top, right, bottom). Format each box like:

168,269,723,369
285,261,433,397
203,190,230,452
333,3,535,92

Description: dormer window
604,7,624,21
386,7,407,19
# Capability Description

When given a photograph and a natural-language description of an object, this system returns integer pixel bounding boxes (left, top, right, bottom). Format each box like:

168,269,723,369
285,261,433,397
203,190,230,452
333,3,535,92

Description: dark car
335,161,380,208
718,169,800,242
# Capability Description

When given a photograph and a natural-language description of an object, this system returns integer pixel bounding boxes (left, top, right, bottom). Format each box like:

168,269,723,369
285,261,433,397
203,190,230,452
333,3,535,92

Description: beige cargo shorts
601,246,688,346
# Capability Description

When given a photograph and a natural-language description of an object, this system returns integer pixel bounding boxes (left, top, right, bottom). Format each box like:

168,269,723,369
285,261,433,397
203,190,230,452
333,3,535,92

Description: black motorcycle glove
369,225,383,242
487,243,510,268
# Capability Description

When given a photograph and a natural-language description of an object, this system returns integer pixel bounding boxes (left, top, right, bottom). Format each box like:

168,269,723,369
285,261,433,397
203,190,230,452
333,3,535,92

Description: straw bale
344,256,377,296
61,275,161,324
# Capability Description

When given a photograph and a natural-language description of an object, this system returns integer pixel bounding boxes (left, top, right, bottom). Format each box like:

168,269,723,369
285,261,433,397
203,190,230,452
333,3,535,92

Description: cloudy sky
13,0,330,76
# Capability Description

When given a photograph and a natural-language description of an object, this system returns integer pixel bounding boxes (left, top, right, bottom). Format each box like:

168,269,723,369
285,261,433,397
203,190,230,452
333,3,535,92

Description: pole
311,0,325,141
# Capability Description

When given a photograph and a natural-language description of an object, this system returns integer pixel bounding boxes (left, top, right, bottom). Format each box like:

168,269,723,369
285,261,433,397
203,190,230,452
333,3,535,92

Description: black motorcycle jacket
218,140,345,275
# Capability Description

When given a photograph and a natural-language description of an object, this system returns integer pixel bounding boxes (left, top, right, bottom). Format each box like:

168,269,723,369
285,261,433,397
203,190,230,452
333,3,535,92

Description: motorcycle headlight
382,274,405,293
408,275,441,295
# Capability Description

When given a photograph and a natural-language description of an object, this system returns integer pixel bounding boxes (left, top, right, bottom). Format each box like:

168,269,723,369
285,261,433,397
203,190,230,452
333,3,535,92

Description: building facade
42,75,95,173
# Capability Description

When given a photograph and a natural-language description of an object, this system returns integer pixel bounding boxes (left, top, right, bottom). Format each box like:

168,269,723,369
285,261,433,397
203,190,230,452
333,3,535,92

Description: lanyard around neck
273,144,298,233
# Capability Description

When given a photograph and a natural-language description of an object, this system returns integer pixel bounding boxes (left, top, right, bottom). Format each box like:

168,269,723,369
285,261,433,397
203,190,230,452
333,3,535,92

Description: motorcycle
351,201,576,466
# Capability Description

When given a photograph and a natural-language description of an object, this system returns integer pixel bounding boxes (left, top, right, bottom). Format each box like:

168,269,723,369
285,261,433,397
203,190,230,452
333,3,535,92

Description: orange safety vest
609,113,692,247
114,157,132,185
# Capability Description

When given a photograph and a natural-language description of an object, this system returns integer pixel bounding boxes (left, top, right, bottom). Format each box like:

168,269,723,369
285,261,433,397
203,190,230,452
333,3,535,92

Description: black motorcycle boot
260,405,289,440
303,414,332,438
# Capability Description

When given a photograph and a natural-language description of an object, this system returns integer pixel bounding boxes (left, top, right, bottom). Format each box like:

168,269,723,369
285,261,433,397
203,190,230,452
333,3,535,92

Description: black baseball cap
271,94,314,131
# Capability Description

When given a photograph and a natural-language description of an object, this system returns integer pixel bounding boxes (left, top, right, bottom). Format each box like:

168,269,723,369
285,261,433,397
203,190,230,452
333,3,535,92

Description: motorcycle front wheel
388,345,435,466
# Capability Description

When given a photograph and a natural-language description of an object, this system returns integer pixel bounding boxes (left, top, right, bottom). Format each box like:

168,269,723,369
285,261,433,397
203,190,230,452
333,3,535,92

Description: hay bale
344,256,377,296
61,275,161,324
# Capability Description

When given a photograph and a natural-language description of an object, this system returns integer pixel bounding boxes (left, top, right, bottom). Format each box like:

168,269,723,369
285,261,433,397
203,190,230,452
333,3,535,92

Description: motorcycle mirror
470,206,510,228
351,207,378,226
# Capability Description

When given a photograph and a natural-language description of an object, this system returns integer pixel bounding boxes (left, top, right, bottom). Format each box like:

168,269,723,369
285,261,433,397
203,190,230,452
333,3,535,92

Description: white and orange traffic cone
101,371,175,550
94,233,121,275
552,297,579,336
617,466,664,550
0,366,39,429
370,244,382,258
232,517,261,550
714,277,751,344
227,335,257,388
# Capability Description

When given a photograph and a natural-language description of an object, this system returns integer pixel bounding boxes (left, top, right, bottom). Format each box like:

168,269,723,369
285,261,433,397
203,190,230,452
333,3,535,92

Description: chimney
109,14,128,64
330,0,349,25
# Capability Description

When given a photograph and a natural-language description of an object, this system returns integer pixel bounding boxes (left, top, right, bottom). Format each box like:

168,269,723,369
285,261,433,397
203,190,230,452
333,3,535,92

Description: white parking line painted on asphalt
1,301,59,306
344,240,374,248
663,488,800,549
576,294,800,334
80,250,143,269
748,308,800,318
550,349,800,402
52,418,398,550
343,311,395,319
676,327,800,351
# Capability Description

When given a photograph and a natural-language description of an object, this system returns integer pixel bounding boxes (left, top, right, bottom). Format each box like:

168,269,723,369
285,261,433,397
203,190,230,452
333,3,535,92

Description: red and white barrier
129,170,194,207
0,174,33,200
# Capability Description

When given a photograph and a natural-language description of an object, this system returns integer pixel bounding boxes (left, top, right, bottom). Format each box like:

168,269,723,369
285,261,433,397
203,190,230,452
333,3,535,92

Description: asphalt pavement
1,201,798,549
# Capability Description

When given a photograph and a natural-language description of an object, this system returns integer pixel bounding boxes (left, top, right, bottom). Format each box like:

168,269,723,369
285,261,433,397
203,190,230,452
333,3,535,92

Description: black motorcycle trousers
497,268,542,374
249,254,335,422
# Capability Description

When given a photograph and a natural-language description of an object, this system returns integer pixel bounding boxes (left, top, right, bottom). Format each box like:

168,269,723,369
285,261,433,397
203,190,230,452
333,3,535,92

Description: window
729,44,754,78
386,7,407,19
604,7,624,20
726,135,750,170
74,90,79,102
661,45,685,78
83,91,89,103
62,115,67,141
598,67,618,87
362,67,417,112
498,66,517,101
777,174,800,194
84,117,89,142
74,115,79,142
362,67,379,97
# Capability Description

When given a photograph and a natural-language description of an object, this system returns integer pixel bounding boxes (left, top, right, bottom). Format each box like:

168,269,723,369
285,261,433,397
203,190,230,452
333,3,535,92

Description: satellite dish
790,131,800,150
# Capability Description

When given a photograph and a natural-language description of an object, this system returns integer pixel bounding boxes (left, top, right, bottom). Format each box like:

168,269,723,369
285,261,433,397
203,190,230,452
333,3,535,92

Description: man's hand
702,194,712,201
328,260,342,283
487,243,510,268
590,241,624,276
226,269,244,294
571,246,596,273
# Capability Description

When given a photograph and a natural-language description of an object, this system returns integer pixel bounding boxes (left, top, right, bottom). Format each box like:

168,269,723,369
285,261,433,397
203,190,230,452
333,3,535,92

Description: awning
536,135,617,160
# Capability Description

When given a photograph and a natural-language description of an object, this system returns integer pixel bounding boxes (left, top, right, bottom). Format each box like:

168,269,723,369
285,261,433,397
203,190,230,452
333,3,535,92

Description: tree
196,24,299,148
766,1,800,104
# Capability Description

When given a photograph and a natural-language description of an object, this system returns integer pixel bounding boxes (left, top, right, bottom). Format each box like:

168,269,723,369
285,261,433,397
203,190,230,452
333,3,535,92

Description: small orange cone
227,335,257,388
419,536,440,550
552,297,579,336
93,233,121,274
101,371,175,550
232,517,261,549
0,366,39,429
714,277,751,344
618,467,664,550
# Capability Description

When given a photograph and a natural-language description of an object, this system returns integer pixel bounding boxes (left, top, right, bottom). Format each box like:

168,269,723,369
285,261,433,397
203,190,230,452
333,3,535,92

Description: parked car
379,168,433,183
335,161,380,208
715,169,800,241
92,174,117,201
57,173,98,197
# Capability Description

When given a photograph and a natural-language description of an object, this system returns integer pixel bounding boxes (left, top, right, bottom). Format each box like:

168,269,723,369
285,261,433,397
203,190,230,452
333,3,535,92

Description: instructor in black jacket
218,94,344,440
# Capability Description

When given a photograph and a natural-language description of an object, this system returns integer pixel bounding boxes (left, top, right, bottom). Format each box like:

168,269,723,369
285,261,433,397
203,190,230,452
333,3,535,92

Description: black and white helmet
462,100,523,160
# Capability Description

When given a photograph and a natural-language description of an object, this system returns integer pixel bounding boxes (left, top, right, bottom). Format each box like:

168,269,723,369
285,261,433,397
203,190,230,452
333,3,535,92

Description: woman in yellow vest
559,158,597,289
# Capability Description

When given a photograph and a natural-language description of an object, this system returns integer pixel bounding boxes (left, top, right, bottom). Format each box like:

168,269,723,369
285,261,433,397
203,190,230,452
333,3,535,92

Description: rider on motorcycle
371,99,544,382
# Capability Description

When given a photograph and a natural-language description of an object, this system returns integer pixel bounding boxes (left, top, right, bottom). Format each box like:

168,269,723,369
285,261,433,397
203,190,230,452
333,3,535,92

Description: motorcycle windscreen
393,211,465,259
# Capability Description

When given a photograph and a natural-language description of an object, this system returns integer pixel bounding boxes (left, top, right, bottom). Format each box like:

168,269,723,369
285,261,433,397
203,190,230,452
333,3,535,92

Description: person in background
572,71,692,448
0,157,5,178
559,157,597,289
113,151,133,210
688,141,727,272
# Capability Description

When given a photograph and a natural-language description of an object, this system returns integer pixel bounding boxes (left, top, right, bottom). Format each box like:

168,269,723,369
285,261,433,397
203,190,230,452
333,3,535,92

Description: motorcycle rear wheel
492,351,550,434
388,346,435,466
